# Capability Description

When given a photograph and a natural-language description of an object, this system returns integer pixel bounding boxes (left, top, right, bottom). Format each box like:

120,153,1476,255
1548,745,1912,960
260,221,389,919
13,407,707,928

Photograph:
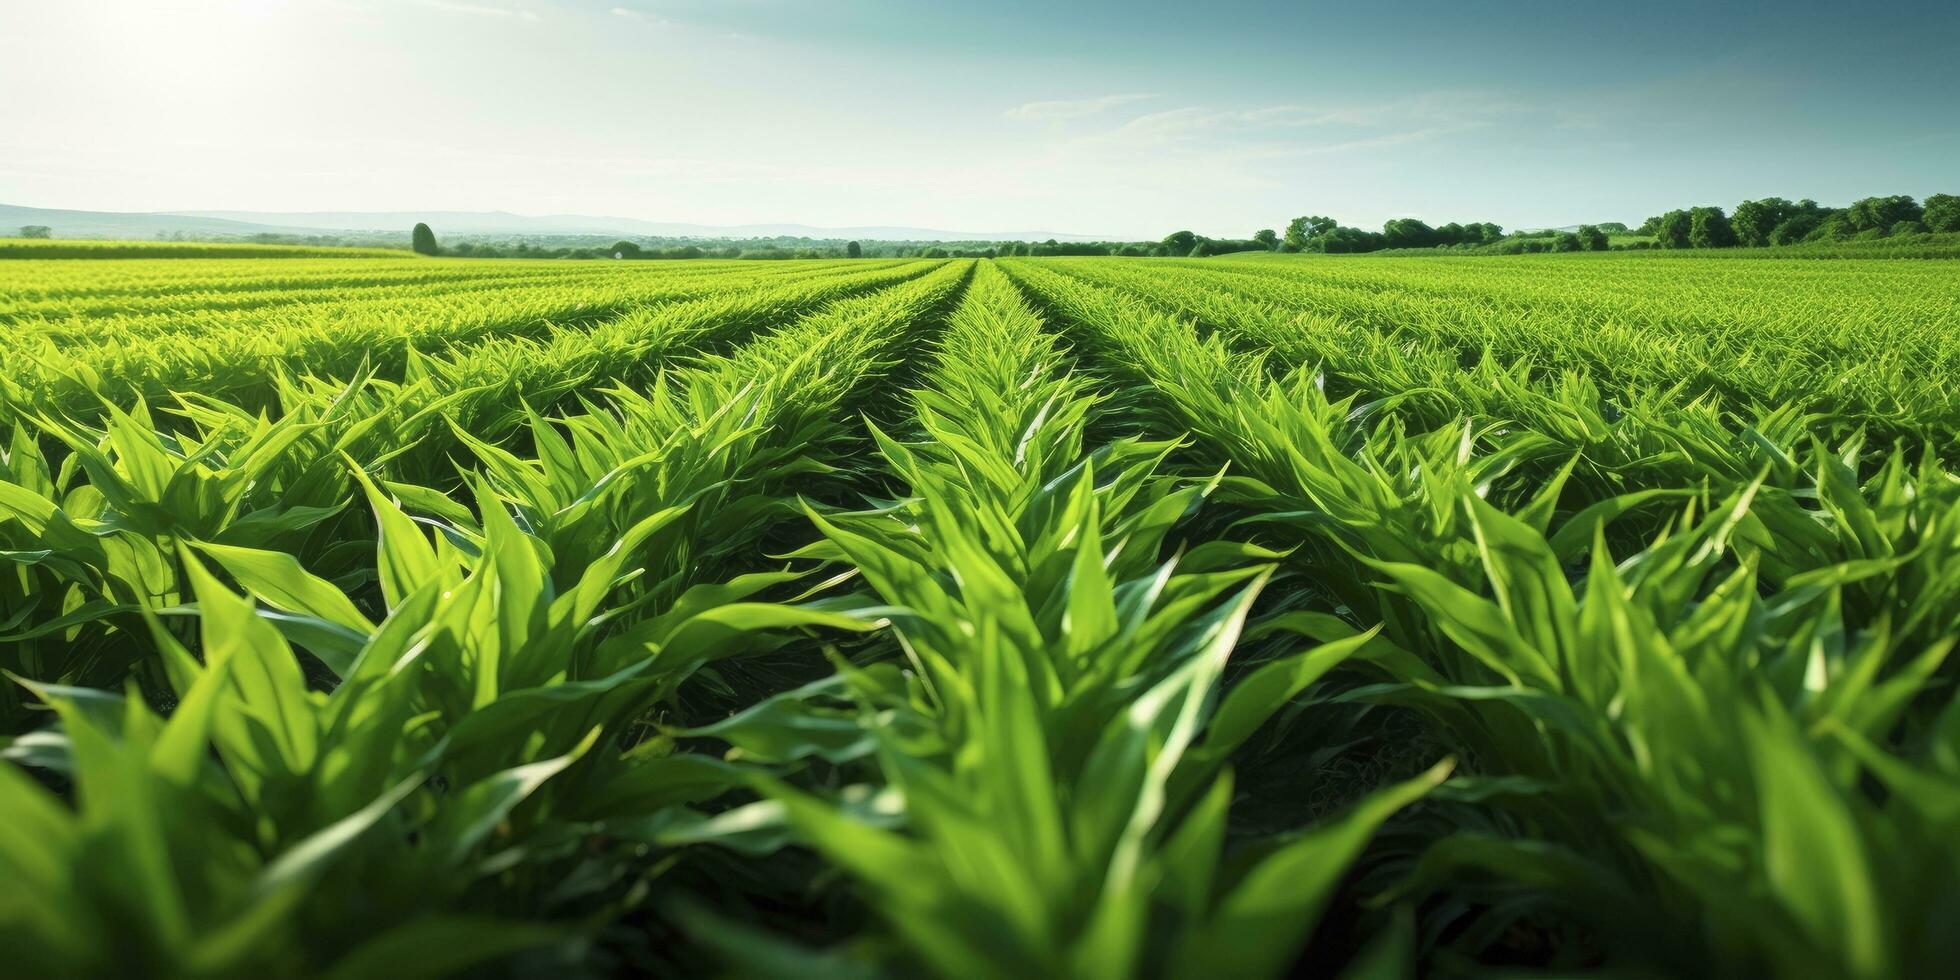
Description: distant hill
0,238,408,260
3,203,1104,243
180,209,1103,242
0,203,329,240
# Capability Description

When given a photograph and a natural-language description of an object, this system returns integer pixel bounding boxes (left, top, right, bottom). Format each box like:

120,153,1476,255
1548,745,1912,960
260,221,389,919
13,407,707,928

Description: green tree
1730,198,1798,247
1319,226,1385,253
1162,230,1197,255
1551,231,1582,252
17,225,52,239
1381,218,1436,249
1575,225,1609,251
1688,207,1736,248
1845,195,1921,232
1770,213,1823,245
1807,213,1856,241
610,240,642,259
1920,194,1960,233
1650,210,1691,249
846,240,862,258
1252,228,1278,250
1595,221,1629,233
410,222,440,256
1283,215,1336,250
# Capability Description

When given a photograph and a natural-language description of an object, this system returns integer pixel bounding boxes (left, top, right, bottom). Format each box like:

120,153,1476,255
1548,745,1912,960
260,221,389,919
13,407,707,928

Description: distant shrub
1925,194,1960,233
1651,210,1691,248
1845,194,1922,232
1770,213,1822,245
1688,207,1737,249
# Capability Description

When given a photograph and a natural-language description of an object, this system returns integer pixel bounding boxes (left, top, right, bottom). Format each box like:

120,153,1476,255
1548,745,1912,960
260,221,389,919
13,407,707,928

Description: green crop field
3,250,1958,979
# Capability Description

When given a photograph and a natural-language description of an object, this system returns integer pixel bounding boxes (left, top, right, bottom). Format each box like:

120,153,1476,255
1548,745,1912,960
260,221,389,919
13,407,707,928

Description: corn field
2,250,1958,978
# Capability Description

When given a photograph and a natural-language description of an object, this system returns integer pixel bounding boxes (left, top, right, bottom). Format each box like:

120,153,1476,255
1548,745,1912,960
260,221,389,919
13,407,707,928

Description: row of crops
2,252,1957,977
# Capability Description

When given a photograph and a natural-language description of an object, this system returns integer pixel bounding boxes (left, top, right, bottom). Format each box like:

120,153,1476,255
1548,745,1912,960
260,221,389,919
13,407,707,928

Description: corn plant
684,266,1448,978
3,250,1958,979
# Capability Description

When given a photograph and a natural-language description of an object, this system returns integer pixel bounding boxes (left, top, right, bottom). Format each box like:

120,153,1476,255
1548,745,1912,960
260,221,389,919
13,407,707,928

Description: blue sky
3,0,1955,237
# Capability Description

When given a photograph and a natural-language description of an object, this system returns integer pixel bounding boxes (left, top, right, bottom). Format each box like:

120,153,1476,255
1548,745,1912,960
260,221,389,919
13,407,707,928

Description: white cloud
415,0,539,21
1003,93,1159,122
610,7,663,23
1070,91,1525,159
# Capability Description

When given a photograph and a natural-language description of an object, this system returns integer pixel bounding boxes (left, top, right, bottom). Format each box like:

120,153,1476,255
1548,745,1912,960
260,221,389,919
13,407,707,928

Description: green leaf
321,916,561,980
348,460,444,612
1174,759,1452,980
1745,705,1889,980
191,540,374,634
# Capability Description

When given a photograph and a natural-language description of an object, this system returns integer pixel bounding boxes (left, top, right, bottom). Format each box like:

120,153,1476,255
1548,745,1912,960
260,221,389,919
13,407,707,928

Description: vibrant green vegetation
2,251,1957,978
1244,193,1960,257
0,238,413,260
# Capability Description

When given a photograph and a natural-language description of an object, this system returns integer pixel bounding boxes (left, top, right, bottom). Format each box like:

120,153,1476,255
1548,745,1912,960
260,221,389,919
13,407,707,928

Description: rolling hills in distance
0,201,1103,243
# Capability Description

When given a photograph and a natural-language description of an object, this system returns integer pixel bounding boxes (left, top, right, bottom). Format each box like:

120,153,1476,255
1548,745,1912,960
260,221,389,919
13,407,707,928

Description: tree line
1146,192,1957,258
32,194,1954,260
407,193,1959,262
1639,194,1959,249
404,223,1168,261
1139,218,1522,257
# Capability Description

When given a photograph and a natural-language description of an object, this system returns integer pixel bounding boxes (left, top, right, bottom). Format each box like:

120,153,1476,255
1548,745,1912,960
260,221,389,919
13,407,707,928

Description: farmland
3,249,1958,978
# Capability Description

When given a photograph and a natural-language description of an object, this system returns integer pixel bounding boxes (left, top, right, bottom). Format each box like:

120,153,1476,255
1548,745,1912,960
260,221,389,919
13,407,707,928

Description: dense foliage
2,251,1957,978
410,222,440,257
1640,193,1960,250
1267,192,1956,256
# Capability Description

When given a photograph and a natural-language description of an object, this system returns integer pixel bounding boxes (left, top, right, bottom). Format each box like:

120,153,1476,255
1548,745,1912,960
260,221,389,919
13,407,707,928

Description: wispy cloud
1004,93,1159,122
610,7,664,24
1068,91,1526,160
415,0,540,21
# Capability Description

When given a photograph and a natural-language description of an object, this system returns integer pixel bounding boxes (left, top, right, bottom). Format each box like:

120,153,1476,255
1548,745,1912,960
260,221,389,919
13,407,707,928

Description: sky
2,0,1957,238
